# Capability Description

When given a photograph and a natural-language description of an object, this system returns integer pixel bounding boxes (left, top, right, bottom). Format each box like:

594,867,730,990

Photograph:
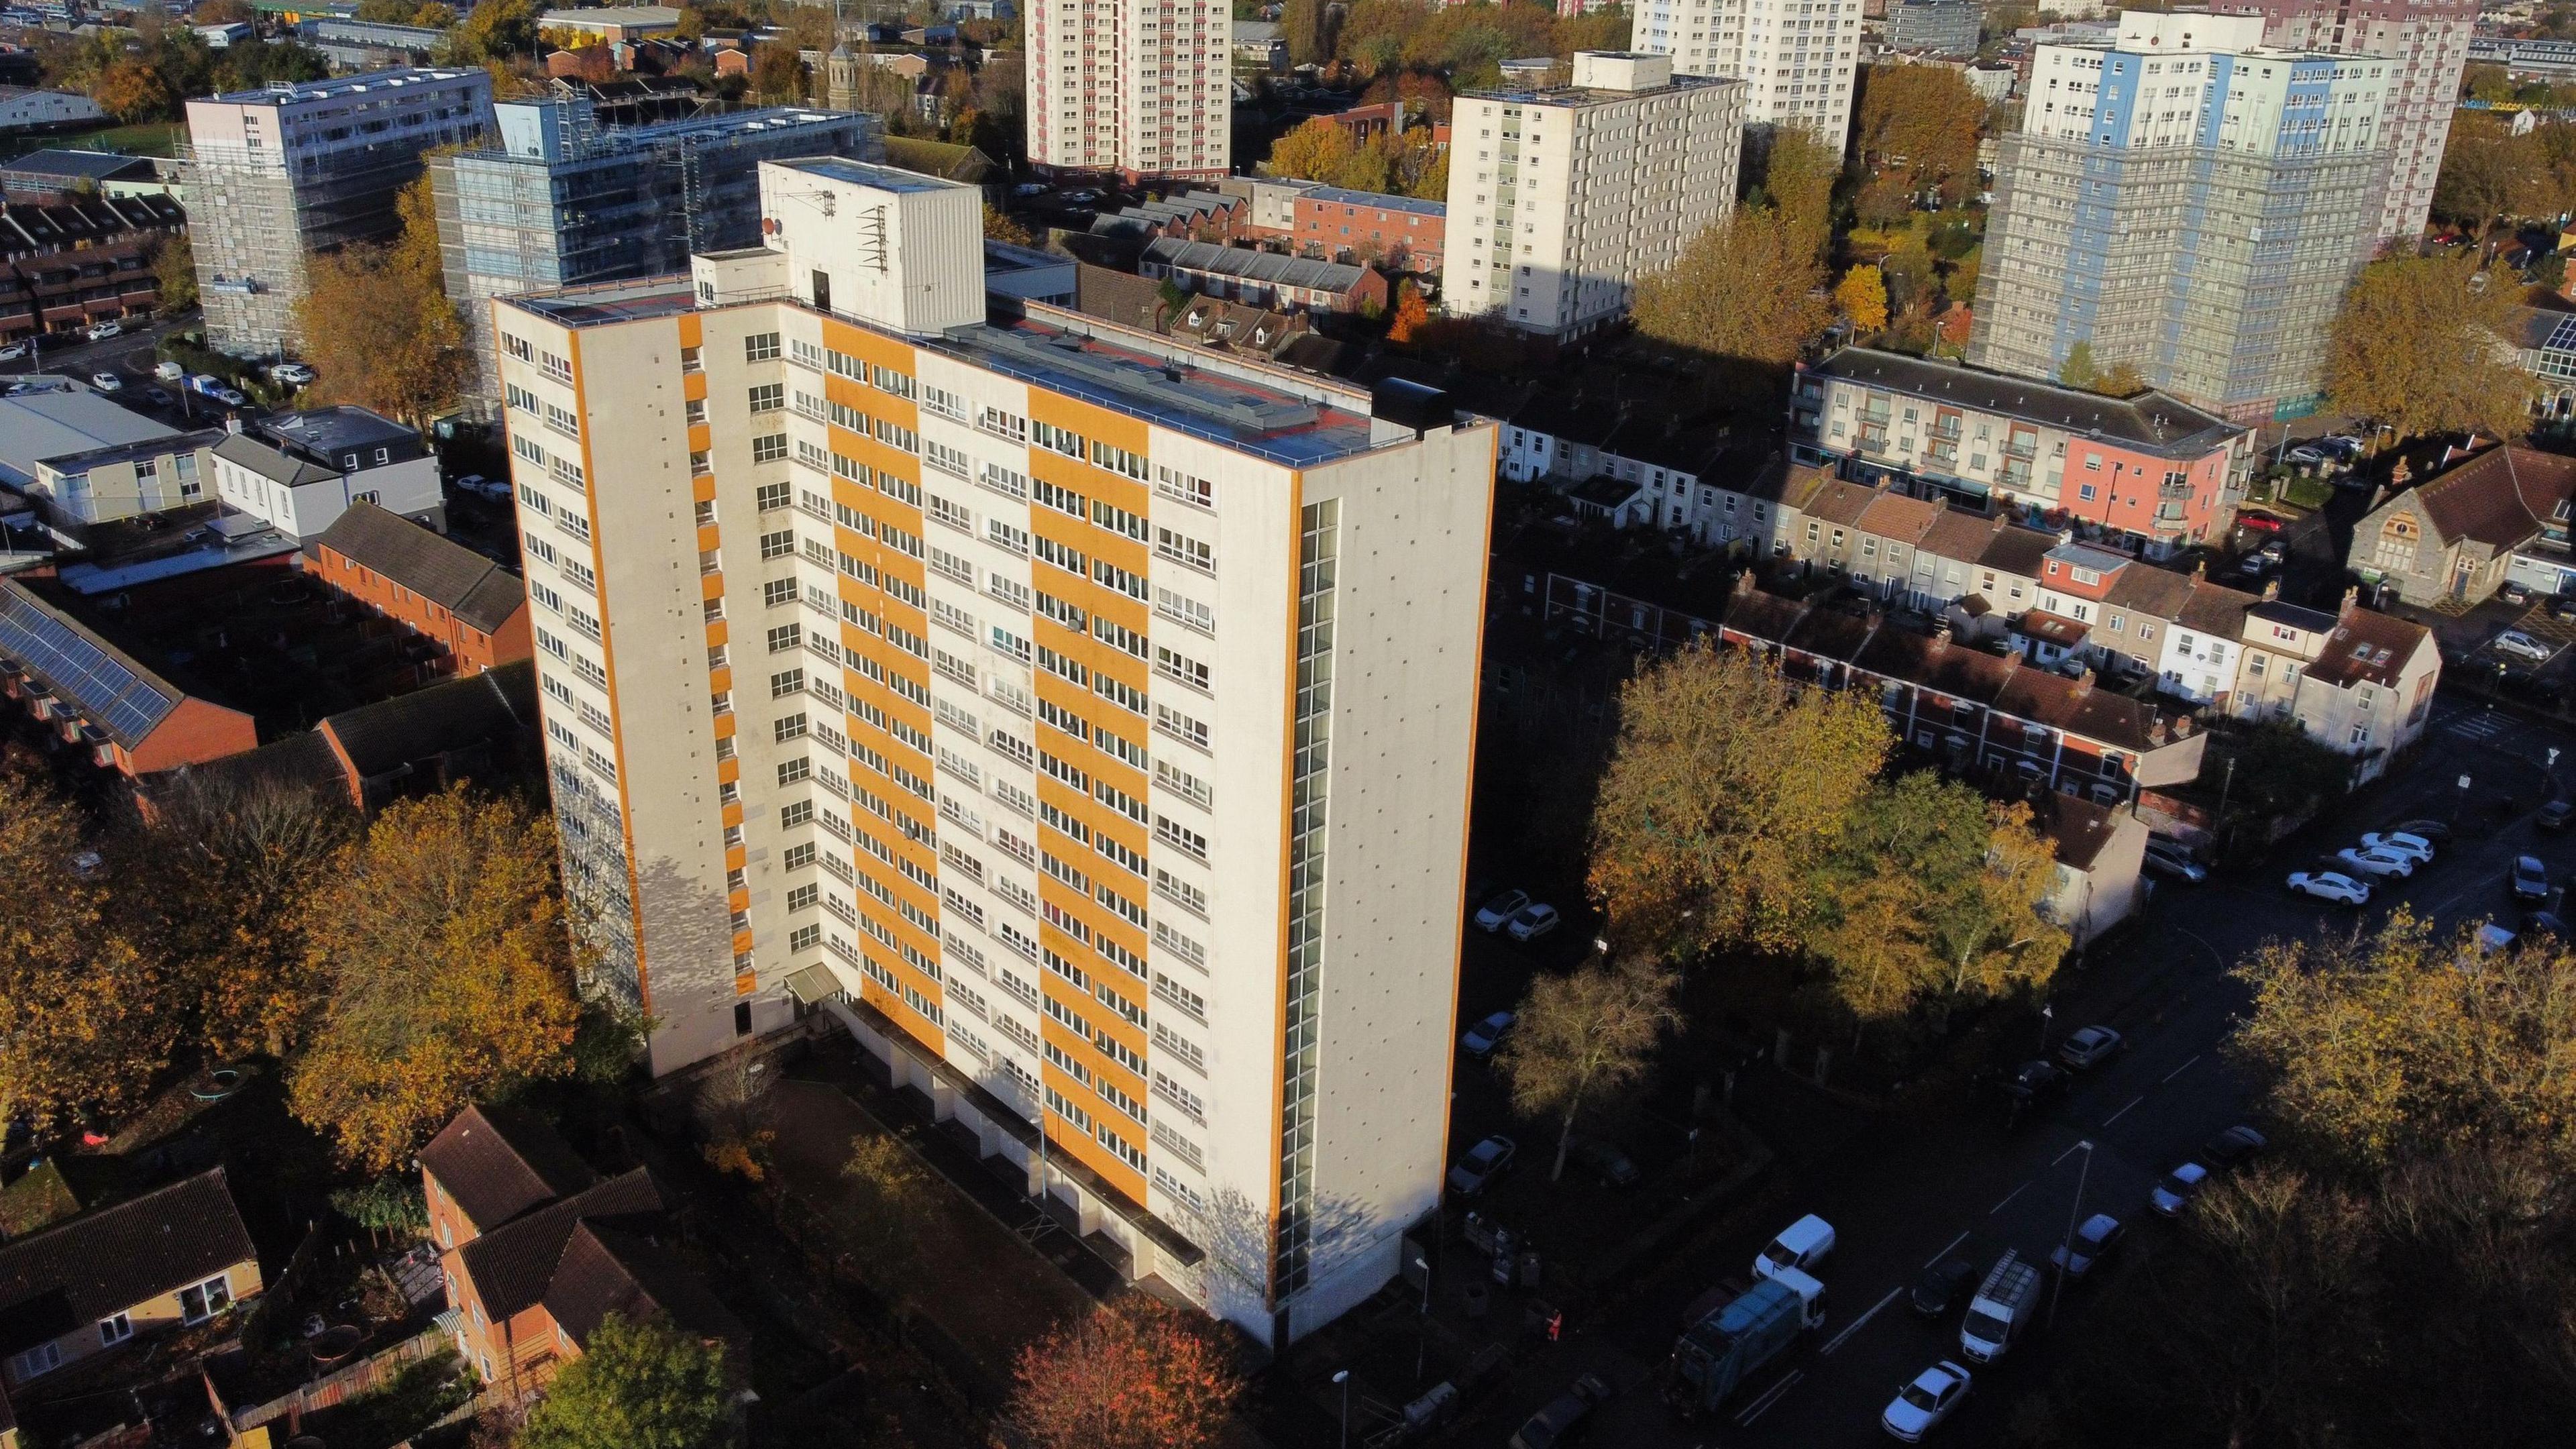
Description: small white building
209,407,442,540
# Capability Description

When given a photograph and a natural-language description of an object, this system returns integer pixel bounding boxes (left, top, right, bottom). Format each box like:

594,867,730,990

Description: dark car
1913,1256,1978,1317
2514,855,2553,904
2143,840,2208,883
1566,1135,1641,1188
2502,581,2535,606
2542,801,2575,835
2202,1124,2268,1169
2006,1059,2068,1102
2390,819,2455,845
1507,1373,1613,1449
2528,910,2570,939
2555,593,2576,621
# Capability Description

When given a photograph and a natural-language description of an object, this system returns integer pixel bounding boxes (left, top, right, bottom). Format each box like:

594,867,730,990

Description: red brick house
419,1107,743,1405
306,502,531,676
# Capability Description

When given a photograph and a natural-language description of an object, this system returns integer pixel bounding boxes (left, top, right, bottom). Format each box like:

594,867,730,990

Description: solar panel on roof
0,588,176,745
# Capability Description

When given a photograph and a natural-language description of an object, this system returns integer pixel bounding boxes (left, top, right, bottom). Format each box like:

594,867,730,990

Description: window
8,1342,62,1380
775,712,808,742
782,800,816,828
98,1311,132,1346
778,757,810,786
179,1275,233,1324
745,331,782,362
787,883,819,912
748,383,784,414
784,842,817,870
756,480,791,511
752,433,789,464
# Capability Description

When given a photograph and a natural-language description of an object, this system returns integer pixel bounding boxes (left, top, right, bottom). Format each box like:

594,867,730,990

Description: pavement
1446,694,2576,1448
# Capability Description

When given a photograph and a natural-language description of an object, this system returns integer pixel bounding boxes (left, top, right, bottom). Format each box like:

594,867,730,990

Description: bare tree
1495,956,1681,1181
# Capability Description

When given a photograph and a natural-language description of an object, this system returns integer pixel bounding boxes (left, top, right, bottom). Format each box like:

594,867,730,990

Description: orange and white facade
1027,0,1232,178
494,158,1495,1347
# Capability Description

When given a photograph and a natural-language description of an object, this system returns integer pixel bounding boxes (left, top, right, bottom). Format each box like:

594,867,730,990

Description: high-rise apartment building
185,68,495,356
2221,0,2474,244
1627,0,1860,150
1968,11,2390,421
1447,51,1745,339
492,158,1496,1345
431,97,877,409
1027,0,1232,178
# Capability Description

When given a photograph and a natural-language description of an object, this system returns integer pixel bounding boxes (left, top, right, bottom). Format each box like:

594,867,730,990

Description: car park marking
2052,1140,2090,1167
1990,1181,2031,1214
1733,1369,1803,1427
2161,1054,2202,1085
1819,1288,1900,1356
1925,1230,1971,1269
2102,1095,2146,1126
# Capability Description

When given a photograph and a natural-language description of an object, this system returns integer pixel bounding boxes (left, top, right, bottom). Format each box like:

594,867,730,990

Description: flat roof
258,405,413,456
500,277,1389,468
0,381,176,487
205,66,482,105
775,155,971,194
0,148,154,181
1811,347,2243,459
1301,186,1445,218
1460,72,1735,107
539,5,682,22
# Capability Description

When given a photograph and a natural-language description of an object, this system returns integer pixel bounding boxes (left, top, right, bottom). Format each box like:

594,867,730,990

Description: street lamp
1412,1254,1432,1381
2049,1140,2096,1331
1334,1369,1350,1449
2037,1002,2055,1056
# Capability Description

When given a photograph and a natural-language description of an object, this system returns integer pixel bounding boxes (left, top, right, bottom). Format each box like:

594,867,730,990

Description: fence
217,1321,455,1436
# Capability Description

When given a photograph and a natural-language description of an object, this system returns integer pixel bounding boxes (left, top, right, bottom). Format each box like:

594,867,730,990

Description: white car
2332,847,2415,881
2149,1161,2210,1216
1881,1360,1972,1442
2057,1025,2124,1071
1505,902,1560,942
268,362,314,386
84,320,121,341
2359,830,2434,864
2286,870,2370,905
2493,629,2554,663
1472,890,1529,933
0,343,26,362
88,372,121,392
1460,1010,1515,1059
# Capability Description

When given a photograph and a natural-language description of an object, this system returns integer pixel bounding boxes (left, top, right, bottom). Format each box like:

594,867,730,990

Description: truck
1664,1269,1826,1419
1960,1249,2039,1363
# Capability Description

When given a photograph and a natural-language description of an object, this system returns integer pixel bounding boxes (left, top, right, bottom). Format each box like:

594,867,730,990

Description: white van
1754,1214,1836,1281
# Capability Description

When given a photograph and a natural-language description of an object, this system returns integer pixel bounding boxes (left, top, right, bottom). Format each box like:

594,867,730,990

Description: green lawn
4,121,184,160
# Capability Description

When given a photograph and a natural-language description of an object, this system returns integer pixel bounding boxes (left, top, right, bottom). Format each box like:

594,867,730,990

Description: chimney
2192,559,2207,581
2341,584,2360,614
2261,578,2280,601
1930,619,1953,649
1733,568,1756,596
223,413,243,435
2057,527,2075,545
2073,667,2095,696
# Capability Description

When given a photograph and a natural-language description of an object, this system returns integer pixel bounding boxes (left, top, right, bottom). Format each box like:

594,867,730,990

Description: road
0,313,223,423
1462,695,2576,1448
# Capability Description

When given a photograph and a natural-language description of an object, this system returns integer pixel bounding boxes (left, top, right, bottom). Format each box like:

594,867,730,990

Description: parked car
2003,1059,2068,1110
2513,855,2552,904
2504,668,2566,706
2203,1125,2268,1169
2284,445,2327,468
1912,1256,1979,1318
2142,838,2207,883
1505,903,1561,942
453,473,511,503
2553,593,2576,622
2057,1026,2124,1071
2150,1161,2210,1216
2049,1213,2125,1277
2257,538,2288,564
1446,1135,1517,1195
2236,510,2284,533
2322,435,2365,460
268,362,314,386
87,371,119,392
1880,1361,1972,1442
2332,846,2415,881
1473,890,1531,932
1566,1135,1641,1187
2387,818,2455,845
209,386,246,407
2359,830,2435,863
1755,1214,1837,1280
1507,1373,1611,1449
1460,1010,1516,1059
140,386,172,407
2540,800,2575,835
2501,581,2535,606
2287,870,2371,905
2527,910,2570,940
0,342,25,362
84,320,121,341
2493,629,2554,663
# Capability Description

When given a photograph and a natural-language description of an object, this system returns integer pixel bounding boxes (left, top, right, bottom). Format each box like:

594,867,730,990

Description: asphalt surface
0,314,228,424
1464,694,2576,1448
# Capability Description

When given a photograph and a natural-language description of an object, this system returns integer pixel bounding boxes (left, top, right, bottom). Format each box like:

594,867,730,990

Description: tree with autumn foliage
1630,207,1835,396
1834,263,1888,335
1387,280,1430,343
2324,254,2536,445
91,57,173,122
1589,643,1890,959
293,172,468,425
111,771,358,1061
0,768,175,1137
1496,955,1680,1180
1011,1296,1242,1449
517,1313,731,1449
983,202,1035,246
1854,62,1987,209
286,790,583,1173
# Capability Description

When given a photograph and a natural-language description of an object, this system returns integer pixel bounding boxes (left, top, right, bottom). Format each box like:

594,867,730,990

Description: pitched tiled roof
2404,445,2576,551
1978,523,2058,578
310,502,526,635
0,1168,255,1359
1809,347,2243,460
455,1168,662,1323
2017,609,2090,646
543,1220,747,1352
418,1103,599,1235
1803,476,1882,528
2304,606,2433,690
212,431,339,489
321,659,537,783
2101,558,2194,618
2029,790,2122,871
2175,579,2260,638
1919,506,2004,564
1853,489,1944,544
